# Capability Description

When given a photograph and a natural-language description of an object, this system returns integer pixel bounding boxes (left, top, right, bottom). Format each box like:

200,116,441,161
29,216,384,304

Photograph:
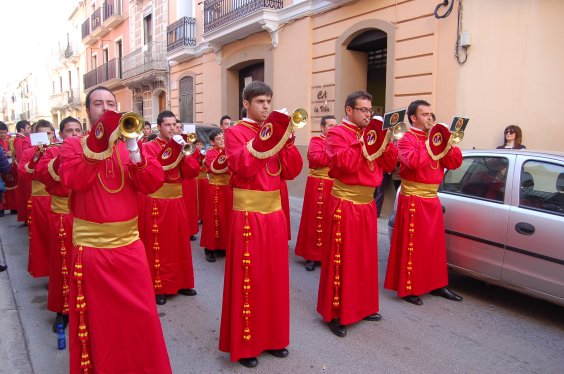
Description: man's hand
125,138,141,163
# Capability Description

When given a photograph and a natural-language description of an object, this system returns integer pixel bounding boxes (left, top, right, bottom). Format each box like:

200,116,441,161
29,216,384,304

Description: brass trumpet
452,129,464,144
118,112,144,139
174,135,195,156
391,122,407,141
290,108,308,130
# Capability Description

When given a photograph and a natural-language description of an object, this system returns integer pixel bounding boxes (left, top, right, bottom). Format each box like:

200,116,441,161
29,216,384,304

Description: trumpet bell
187,132,197,143
290,108,308,129
183,143,195,156
452,130,464,144
392,122,407,141
119,112,144,139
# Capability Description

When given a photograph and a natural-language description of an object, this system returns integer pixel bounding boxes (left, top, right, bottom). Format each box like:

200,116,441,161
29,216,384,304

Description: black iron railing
64,43,73,59
167,17,197,52
81,19,90,39
103,0,121,21
122,42,167,80
203,0,283,33
91,7,102,33
84,58,122,89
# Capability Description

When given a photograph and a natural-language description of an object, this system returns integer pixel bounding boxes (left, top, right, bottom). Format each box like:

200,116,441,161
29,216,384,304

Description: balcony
167,17,197,63
50,91,69,110
81,1,125,45
60,42,81,65
203,0,283,46
83,58,122,90
122,41,167,82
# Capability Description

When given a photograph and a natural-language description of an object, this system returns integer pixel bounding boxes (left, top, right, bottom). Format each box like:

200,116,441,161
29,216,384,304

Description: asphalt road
0,197,563,374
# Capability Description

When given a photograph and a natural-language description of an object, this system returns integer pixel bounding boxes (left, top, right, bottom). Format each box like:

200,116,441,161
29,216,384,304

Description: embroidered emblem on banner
161,148,172,159
366,130,377,146
94,122,104,139
390,113,399,126
33,153,40,163
455,118,464,131
260,123,273,141
218,155,226,164
432,132,443,146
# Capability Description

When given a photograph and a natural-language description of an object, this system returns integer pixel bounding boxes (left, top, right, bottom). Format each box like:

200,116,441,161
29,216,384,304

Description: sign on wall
311,85,334,117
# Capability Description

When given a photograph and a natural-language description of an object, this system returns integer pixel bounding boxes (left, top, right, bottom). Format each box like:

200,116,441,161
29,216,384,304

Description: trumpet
118,112,144,139
173,135,195,156
391,122,407,141
290,108,308,130
182,132,197,143
452,129,464,144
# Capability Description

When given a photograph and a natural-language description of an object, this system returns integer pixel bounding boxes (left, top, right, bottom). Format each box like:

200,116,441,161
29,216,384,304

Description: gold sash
233,188,281,214
73,217,139,248
209,174,230,186
197,171,207,179
149,183,183,199
331,179,374,204
51,196,69,214
400,180,439,198
309,167,332,180
31,180,49,197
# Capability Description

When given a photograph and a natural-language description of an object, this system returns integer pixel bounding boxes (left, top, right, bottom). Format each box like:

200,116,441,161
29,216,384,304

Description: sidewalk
0,220,33,374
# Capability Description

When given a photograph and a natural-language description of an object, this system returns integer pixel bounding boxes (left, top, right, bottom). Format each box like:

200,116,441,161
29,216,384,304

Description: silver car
388,149,564,306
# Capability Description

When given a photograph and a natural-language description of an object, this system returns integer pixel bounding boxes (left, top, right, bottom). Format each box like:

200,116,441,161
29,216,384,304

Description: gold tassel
242,211,252,341
316,181,324,248
151,203,162,291
214,186,220,239
74,246,91,372
59,214,70,314
332,202,343,309
405,197,416,292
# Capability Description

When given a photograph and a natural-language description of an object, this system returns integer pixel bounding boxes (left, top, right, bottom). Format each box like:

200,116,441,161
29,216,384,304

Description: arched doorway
238,62,264,118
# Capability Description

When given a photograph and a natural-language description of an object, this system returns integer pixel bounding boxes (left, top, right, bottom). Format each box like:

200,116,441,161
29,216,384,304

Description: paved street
1,197,563,374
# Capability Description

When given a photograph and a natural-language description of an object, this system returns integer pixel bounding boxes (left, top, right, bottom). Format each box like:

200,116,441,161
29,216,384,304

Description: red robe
139,138,200,295
317,120,397,325
196,163,208,221
295,135,334,261
280,180,291,240
59,138,171,374
14,134,31,221
0,135,17,211
219,119,303,361
200,146,232,251
384,127,462,297
19,146,51,277
182,177,199,235
35,145,72,314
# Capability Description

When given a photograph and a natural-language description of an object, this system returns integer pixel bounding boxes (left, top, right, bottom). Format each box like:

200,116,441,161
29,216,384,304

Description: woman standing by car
497,125,526,149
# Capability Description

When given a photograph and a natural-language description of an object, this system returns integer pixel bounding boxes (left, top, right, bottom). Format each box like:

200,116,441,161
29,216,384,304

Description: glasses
352,107,374,116
504,130,515,134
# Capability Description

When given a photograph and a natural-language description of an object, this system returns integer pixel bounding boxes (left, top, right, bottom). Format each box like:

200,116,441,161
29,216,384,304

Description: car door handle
515,222,535,236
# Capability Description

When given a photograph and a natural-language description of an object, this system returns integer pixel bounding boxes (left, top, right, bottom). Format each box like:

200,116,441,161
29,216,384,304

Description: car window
440,156,509,202
519,161,564,215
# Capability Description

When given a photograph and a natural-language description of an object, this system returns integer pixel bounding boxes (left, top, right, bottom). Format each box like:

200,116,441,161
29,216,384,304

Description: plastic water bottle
57,324,66,350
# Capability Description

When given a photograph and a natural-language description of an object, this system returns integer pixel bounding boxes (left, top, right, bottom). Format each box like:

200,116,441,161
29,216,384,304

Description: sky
0,0,75,90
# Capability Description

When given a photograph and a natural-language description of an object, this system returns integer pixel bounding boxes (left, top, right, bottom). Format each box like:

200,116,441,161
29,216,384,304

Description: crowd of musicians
0,82,464,372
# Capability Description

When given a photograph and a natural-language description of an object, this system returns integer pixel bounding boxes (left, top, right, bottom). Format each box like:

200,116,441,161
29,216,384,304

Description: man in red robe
219,81,303,368
59,87,171,374
0,122,17,216
384,100,463,305
14,120,31,222
35,117,81,332
19,120,56,278
139,110,200,305
195,138,208,222
316,91,398,338
200,128,232,262
295,115,337,271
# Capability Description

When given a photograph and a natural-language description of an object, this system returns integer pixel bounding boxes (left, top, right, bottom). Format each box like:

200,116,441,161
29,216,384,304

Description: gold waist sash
209,174,230,186
233,188,281,214
331,179,374,204
51,196,69,214
197,171,207,179
31,180,49,197
309,167,332,180
400,180,439,198
149,183,183,199
73,217,139,248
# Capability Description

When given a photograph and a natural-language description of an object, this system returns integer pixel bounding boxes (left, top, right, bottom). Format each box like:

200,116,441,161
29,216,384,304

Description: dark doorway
179,76,194,123
347,29,387,115
238,62,264,119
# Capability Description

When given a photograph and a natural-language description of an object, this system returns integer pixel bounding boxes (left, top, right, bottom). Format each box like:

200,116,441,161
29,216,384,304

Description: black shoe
0,264,7,272
156,294,167,305
402,295,423,306
190,235,197,241
266,348,289,358
52,313,68,333
363,312,382,321
430,287,463,302
0,211,4,217
328,319,347,337
178,288,197,296
305,260,316,271
10,210,17,215
205,249,216,263
216,249,227,257
238,357,258,368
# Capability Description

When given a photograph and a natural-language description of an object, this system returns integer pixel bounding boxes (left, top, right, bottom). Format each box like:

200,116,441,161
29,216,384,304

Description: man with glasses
316,90,397,337
384,99,463,306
